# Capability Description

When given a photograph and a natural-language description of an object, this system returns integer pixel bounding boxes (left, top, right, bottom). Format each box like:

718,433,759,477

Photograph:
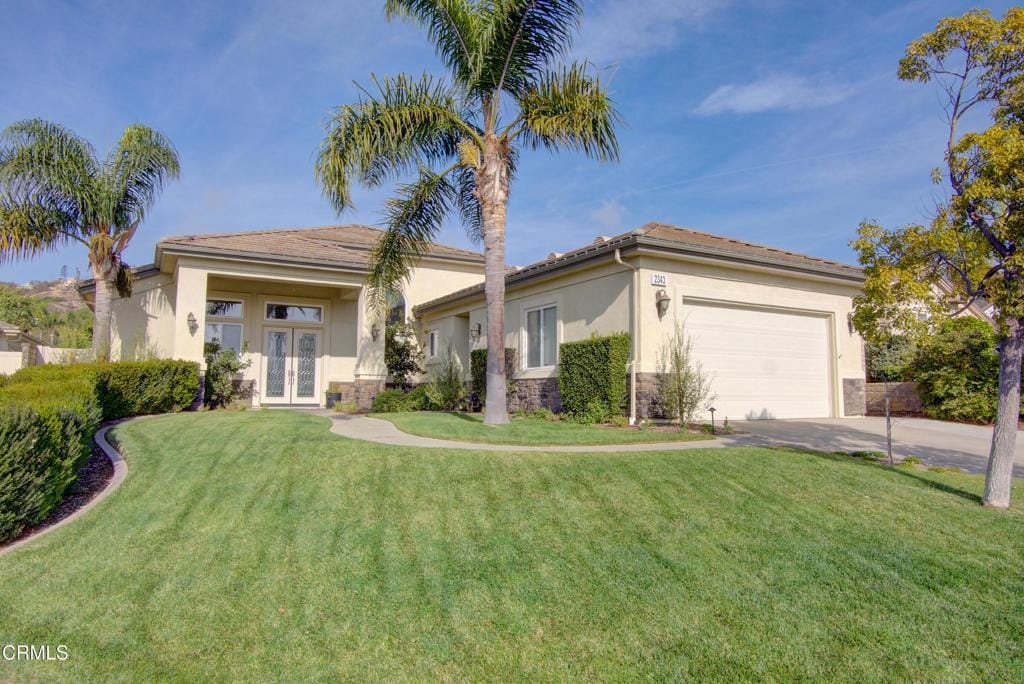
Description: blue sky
1,0,1014,282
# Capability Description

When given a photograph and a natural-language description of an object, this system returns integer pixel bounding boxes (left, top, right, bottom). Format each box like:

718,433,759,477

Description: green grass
373,410,711,445
1,411,1023,681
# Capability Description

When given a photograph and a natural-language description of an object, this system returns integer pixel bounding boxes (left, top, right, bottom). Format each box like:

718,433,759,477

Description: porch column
353,286,387,408
173,264,208,365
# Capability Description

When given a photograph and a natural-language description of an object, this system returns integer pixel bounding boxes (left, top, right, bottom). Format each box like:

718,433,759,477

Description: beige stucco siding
109,273,177,361
421,262,632,379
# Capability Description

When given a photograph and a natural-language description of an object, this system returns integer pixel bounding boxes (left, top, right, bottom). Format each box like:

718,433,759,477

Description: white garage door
681,301,832,420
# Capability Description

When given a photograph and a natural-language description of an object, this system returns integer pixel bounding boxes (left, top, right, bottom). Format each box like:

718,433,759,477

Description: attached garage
681,300,833,420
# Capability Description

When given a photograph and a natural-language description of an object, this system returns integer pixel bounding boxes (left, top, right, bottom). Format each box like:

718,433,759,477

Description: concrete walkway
321,411,728,453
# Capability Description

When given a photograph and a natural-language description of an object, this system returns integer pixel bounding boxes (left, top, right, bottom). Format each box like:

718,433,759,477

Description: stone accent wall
842,378,866,417
636,372,664,419
231,378,255,401
327,379,386,410
508,377,561,413
866,381,922,416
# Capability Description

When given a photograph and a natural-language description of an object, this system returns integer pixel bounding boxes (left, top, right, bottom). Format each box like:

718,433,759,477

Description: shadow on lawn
763,445,983,505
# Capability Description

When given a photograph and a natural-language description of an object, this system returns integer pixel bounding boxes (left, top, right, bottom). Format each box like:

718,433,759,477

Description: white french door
263,327,322,405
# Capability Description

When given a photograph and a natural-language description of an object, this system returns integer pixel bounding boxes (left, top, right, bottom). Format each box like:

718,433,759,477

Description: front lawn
372,410,711,445
1,410,1023,680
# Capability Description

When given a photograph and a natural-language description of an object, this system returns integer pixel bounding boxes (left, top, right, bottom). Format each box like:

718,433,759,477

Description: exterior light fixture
371,323,381,342
470,322,482,341
847,312,855,334
187,312,198,336
655,289,671,319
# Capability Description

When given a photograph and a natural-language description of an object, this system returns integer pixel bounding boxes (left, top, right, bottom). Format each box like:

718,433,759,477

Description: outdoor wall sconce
847,312,855,334
655,289,672,319
371,323,381,342
186,312,198,336
470,322,482,341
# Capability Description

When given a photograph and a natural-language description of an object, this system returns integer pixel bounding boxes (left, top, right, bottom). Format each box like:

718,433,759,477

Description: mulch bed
1,442,114,550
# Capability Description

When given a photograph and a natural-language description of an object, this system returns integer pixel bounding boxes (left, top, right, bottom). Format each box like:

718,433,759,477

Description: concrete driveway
731,417,1024,477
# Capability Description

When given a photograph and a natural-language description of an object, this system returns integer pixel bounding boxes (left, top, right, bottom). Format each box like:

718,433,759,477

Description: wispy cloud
573,0,730,63
695,74,854,115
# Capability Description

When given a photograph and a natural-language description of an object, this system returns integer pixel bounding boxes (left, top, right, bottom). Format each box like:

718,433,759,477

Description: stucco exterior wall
110,273,177,361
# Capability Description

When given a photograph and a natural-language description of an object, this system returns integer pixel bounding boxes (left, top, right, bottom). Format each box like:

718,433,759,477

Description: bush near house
558,333,631,422
0,360,199,544
371,385,431,413
911,318,1000,423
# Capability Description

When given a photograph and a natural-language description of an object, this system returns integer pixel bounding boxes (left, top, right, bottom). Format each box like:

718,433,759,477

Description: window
526,305,557,368
205,322,243,354
386,292,406,326
206,299,243,318
426,330,439,358
265,303,323,323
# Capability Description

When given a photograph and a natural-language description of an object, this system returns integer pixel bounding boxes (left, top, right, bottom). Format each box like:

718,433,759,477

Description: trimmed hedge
558,333,631,418
0,360,199,544
470,348,517,408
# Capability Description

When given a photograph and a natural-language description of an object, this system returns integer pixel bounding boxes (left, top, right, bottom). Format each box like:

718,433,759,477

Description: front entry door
263,327,322,405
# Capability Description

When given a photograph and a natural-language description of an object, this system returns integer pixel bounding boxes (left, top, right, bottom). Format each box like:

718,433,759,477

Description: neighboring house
78,225,486,408
0,321,44,375
416,222,867,422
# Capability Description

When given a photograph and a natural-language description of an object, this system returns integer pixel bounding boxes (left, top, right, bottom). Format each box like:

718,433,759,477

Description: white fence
0,351,22,376
37,346,92,365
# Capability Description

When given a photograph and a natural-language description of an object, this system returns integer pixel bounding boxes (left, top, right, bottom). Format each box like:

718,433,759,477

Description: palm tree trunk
479,135,510,425
90,257,115,362
983,317,1024,508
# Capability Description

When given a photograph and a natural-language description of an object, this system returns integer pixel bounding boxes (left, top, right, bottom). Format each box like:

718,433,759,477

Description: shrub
525,407,559,422
657,325,715,427
911,317,998,423
333,401,360,414
204,342,252,409
371,386,430,413
385,322,424,388
0,359,198,544
607,414,629,428
568,398,610,425
558,333,630,419
902,456,924,465
865,335,916,383
470,347,517,409
426,346,467,412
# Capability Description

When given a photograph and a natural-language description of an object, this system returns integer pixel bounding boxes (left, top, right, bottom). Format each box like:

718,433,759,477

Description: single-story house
80,221,868,418
78,225,486,407
416,222,867,422
0,321,43,375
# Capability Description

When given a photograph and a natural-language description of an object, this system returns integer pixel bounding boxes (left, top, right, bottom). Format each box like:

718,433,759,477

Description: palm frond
385,0,483,87
366,166,458,313
0,119,99,236
105,124,181,234
452,164,483,242
516,62,621,162
0,197,82,263
479,0,583,98
316,73,473,213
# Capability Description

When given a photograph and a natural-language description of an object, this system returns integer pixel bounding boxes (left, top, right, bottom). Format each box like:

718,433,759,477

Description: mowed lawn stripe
0,410,1021,681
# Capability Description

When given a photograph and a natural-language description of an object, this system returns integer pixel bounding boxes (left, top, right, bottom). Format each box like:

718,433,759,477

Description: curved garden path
320,410,731,452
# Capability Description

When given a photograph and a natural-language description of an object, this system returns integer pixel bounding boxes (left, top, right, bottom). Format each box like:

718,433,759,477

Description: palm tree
0,119,180,361
316,0,620,425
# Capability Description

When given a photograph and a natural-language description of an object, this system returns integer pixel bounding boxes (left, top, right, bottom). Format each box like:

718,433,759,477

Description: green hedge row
558,333,631,418
0,360,199,544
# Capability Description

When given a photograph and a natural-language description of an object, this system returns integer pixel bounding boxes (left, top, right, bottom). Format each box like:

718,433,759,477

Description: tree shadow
760,445,983,504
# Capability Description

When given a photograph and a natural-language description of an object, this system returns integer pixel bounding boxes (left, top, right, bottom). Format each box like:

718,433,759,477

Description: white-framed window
265,302,323,323
426,330,439,358
206,299,243,318
387,292,406,326
205,322,243,354
205,299,244,354
525,304,557,368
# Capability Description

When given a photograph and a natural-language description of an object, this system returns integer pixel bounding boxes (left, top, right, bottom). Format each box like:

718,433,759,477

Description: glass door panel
264,329,290,402
294,331,318,400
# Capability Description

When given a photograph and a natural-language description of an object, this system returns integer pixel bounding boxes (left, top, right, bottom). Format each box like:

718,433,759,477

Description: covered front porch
170,258,386,408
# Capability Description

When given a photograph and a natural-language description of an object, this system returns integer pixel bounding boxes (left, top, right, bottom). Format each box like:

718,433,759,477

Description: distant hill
10,279,88,314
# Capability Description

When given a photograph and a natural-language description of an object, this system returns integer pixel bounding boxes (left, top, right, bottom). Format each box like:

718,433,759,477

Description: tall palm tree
0,119,180,361
316,0,620,425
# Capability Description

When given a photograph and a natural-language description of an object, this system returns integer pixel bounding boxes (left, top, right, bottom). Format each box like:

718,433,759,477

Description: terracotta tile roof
415,221,862,313
158,224,483,267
